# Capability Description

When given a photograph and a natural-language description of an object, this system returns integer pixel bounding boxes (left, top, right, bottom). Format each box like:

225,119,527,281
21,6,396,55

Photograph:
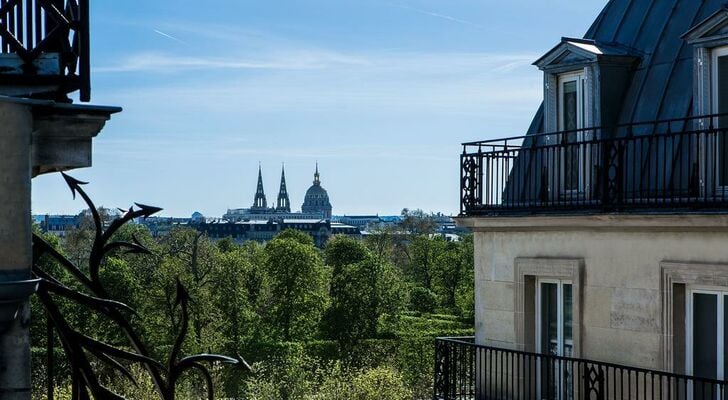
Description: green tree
431,241,464,309
324,235,369,275
263,233,328,341
275,228,315,246
454,235,475,320
406,235,446,290
323,254,404,347
399,208,437,235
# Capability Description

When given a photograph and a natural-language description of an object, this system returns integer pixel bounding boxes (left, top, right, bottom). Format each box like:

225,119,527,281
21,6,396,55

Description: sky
31,0,608,217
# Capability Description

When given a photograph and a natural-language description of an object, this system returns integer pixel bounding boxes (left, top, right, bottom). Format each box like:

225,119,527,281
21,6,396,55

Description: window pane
693,293,718,380
562,81,578,131
563,284,573,357
562,80,579,191
540,282,558,356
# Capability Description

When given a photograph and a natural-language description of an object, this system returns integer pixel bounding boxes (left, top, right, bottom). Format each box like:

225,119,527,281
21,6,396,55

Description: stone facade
460,214,728,371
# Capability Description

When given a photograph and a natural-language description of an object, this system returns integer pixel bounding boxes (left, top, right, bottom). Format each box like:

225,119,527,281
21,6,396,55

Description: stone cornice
456,213,728,232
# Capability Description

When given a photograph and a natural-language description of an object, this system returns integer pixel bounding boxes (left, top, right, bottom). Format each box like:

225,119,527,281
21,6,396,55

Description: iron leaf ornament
32,173,249,400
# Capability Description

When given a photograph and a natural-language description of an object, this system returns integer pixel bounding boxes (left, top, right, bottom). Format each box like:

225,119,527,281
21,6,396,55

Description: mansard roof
526,0,726,136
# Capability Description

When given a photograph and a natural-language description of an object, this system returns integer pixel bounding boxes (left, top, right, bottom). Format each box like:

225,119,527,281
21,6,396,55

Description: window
558,71,590,194
687,288,728,398
712,46,728,189
537,279,574,400
514,258,583,357
537,279,574,358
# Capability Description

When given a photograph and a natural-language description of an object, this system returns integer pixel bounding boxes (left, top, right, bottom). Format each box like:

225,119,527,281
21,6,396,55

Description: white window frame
536,278,573,357
686,287,727,380
536,278,574,400
557,70,591,196
711,46,728,193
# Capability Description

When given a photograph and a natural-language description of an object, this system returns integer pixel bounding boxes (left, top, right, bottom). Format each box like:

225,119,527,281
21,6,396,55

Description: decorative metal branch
32,173,250,400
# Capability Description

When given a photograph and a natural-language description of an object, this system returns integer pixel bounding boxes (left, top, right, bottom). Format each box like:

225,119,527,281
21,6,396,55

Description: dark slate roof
526,0,725,136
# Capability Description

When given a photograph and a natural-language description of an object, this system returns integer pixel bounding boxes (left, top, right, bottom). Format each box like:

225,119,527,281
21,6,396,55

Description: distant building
196,218,359,248
334,215,382,230
36,214,80,237
223,164,332,221
140,216,193,238
301,163,332,219
198,164,351,246
35,208,122,237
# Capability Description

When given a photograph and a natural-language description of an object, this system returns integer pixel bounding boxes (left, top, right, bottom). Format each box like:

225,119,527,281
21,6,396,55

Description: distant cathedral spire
252,163,267,209
276,164,291,212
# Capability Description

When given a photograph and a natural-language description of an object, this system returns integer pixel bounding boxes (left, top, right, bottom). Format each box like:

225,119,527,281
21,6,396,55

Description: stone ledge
0,96,122,177
457,213,728,232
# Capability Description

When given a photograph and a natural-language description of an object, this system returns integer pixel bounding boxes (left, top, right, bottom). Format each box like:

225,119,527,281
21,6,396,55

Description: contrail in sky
153,29,188,45
391,3,483,29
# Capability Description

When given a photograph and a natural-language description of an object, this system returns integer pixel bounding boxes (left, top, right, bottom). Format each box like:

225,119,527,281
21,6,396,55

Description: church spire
252,163,267,210
276,164,291,212
313,162,320,186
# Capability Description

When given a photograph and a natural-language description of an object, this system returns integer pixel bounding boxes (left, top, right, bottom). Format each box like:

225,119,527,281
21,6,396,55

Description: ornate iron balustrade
434,337,726,400
0,0,90,101
34,174,249,399
460,114,728,216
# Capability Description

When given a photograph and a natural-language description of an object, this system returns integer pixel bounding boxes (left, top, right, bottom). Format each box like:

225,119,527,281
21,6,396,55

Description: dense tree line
31,210,473,399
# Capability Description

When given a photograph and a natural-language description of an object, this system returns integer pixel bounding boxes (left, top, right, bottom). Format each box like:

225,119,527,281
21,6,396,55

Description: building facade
196,218,359,248
437,1,728,399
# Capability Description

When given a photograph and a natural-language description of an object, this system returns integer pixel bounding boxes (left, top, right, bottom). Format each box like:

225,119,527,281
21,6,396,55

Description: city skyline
30,0,607,216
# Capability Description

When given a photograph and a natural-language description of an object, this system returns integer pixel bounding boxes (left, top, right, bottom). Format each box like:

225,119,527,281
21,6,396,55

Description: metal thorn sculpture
32,173,250,400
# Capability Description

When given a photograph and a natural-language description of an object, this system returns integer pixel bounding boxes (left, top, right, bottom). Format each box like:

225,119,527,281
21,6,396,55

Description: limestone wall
462,214,728,371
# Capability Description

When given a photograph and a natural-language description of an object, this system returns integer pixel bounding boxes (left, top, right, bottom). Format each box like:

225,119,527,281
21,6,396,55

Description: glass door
537,279,573,400
687,289,728,399
711,47,728,192
558,71,589,196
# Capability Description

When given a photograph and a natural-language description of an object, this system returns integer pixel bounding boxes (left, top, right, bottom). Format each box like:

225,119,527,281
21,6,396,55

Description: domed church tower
301,163,332,219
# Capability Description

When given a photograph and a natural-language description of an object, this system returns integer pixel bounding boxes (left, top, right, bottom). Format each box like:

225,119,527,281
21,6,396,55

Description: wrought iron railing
0,0,90,101
434,337,726,400
460,114,728,216
34,174,249,399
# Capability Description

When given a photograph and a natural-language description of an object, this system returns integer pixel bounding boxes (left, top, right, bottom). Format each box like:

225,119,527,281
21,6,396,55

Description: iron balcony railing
460,114,728,216
434,337,726,400
0,0,90,101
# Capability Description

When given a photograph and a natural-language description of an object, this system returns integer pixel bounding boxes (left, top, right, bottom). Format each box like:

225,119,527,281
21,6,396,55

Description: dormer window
534,38,637,197
683,8,728,191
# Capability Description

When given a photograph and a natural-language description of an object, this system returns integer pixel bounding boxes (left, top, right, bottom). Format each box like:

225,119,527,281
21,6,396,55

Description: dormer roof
682,7,728,46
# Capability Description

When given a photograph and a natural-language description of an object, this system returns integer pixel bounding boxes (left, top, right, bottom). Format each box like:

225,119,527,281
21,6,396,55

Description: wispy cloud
153,29,188,45
96,49,535,75
389,3,483,28
95,51,370,73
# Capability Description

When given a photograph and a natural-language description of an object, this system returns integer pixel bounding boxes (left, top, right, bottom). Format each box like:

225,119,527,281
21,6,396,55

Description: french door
537,279,573,400
558,71,590,196
712,47,728,192
687,289,728,399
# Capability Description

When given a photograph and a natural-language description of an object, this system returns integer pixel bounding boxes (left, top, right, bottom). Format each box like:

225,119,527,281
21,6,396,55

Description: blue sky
32,0,607,217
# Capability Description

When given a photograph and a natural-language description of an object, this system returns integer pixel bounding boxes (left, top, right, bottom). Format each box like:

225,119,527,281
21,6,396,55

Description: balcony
0,0,90,102
460,115,728,216
434,337,725,400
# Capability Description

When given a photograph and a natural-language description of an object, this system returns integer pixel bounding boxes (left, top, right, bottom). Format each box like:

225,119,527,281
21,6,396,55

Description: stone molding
660,261,728,372
514,257,584,356
458,214,728,232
